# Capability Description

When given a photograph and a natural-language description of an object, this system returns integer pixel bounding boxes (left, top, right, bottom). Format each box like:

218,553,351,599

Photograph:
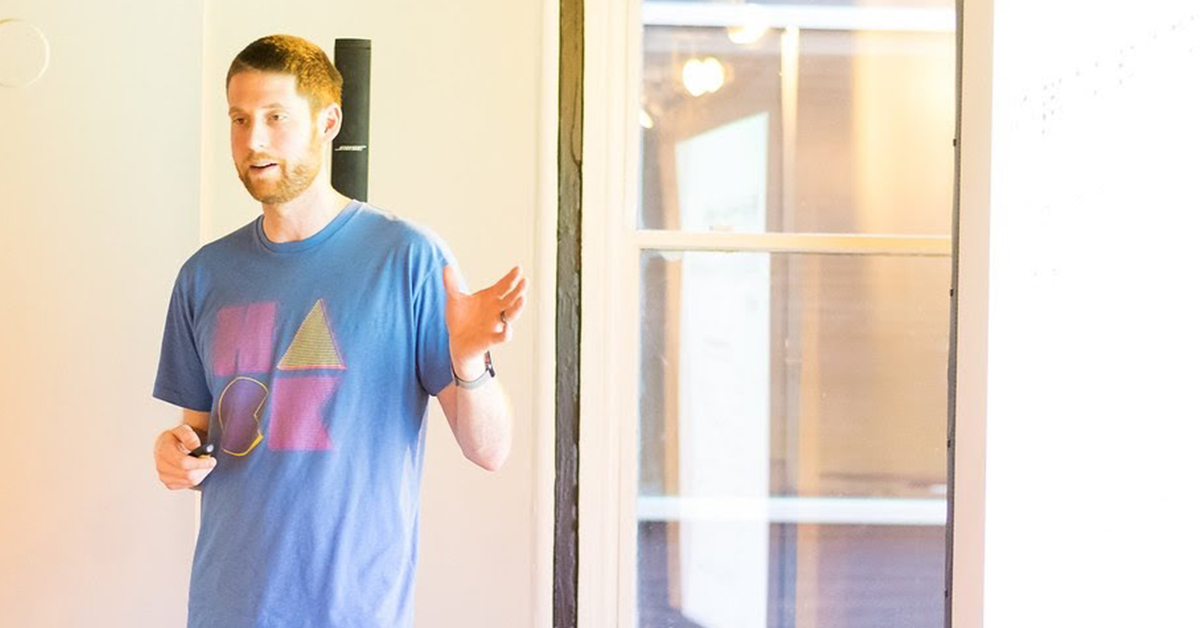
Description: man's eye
232,118,245,125
271,114,287,121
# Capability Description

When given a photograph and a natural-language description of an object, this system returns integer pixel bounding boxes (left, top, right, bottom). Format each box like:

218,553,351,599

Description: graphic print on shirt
212,299,346,455
217,376,268,456
213,302,276,377
277,299,346,370
268,299,345,451
212,303,275,456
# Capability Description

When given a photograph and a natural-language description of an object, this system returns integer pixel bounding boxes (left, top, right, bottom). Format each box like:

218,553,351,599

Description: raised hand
442,265,527,378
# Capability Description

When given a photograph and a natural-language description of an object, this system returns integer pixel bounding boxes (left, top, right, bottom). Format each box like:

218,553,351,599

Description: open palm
442,265,527,371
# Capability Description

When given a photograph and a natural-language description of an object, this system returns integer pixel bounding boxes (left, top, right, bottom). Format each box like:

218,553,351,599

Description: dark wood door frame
554,0,583,627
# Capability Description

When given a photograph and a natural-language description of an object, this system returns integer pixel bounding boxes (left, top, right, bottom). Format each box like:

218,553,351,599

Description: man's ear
320,103,343,141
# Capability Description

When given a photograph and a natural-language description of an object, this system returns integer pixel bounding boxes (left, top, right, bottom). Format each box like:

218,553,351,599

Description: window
579,2,957,627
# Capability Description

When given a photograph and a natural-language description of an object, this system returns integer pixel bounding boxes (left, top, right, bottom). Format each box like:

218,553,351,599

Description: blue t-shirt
153,200,455,628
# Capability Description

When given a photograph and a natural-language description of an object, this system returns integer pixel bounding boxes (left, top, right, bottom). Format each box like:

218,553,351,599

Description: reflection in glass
640,18,955,234
634,2,955,626
639,251,950,499
639,522,946,628
637,251,950,627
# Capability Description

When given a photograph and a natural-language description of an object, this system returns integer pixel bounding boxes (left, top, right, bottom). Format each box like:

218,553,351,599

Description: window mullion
632,229,953,256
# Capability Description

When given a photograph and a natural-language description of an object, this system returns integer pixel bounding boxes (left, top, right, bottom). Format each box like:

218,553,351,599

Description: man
151,34,525,627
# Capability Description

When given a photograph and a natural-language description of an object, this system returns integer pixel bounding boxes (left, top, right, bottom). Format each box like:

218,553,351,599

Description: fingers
172,423,201,452
161,463,216,491
490,323,515,345
502,295,526,325
493,271,527,340
450,264,527,349
159,454,216,490
177,454,218,471
499,276,527,310
156,427,217,491
489,266,522,299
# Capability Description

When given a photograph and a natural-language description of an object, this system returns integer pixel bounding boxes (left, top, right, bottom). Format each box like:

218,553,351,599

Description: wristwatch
451,351,495,389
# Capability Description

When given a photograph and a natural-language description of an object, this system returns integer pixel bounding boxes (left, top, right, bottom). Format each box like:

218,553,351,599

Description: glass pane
637,251,950,627
639,1,956,234
639,523,945,628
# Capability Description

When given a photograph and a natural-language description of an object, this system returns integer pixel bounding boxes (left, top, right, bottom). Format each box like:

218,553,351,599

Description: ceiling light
639,108,655,129
726,4,769,45
682,57,725,97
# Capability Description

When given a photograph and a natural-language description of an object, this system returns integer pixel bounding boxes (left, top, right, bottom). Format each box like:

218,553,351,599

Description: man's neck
260,183,352,244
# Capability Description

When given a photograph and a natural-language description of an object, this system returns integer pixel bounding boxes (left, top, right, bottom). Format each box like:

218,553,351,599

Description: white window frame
577,2,973,627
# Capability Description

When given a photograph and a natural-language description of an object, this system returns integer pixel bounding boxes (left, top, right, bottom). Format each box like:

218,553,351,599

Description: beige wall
2,1,550,626
0,2,203,625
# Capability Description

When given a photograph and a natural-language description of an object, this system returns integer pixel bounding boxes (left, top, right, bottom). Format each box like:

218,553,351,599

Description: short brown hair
226,34,343,117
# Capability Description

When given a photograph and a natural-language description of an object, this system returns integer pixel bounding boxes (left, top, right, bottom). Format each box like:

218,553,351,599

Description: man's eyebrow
228,103,289,115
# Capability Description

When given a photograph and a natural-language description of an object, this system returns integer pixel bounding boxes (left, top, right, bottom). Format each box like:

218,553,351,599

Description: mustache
244,153,280,165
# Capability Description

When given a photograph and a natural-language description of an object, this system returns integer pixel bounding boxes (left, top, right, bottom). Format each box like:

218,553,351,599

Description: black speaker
332,38,371,202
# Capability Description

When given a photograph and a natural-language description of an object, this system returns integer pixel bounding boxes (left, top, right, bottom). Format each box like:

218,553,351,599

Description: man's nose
246,119,269,151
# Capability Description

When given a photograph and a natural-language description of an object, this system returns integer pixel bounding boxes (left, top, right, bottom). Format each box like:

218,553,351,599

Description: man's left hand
442,265,527,379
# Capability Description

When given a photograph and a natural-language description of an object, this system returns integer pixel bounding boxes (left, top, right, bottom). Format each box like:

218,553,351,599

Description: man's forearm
450,379,512,472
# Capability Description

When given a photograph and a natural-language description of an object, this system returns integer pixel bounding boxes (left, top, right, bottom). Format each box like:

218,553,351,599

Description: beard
237,135,322,205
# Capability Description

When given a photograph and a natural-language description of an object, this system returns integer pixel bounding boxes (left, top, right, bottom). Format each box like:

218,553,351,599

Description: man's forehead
226,72,306,112
228,101,294,114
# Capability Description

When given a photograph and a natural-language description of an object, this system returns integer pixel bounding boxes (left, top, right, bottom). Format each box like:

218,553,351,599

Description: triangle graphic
277,299,346,370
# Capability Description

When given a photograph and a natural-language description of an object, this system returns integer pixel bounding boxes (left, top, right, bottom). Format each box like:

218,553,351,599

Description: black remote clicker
188,443,215,458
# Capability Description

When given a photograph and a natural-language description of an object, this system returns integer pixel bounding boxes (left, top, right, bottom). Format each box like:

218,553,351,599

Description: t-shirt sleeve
153,268,212,411
413,242,456,397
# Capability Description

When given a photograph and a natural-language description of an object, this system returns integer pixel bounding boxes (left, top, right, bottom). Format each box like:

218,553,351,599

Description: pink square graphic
212,302,276,377
267,376,337,451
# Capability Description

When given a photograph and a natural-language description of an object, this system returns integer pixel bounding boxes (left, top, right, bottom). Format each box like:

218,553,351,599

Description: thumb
442,264,462,297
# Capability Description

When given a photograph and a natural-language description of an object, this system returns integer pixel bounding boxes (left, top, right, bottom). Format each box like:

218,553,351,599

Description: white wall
2,1,552,626
958,1,1200,626
0,2,204,625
